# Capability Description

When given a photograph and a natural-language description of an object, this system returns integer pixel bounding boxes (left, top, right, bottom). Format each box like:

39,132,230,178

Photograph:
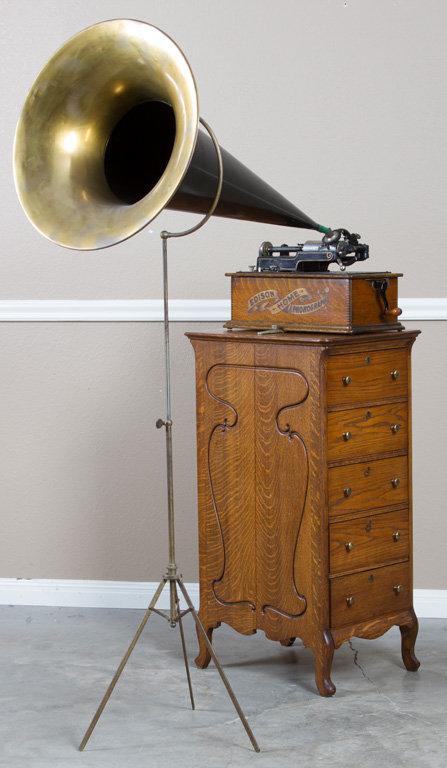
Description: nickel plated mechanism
256,228,369,272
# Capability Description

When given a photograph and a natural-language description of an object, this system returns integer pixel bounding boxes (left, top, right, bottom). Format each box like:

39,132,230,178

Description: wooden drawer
330,562,411,627
327,402,408,462
328,455,408,515
327,348,408,406
329,508,409,575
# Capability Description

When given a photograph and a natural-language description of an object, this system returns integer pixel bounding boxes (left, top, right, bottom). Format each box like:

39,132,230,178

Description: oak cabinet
187,329,420,695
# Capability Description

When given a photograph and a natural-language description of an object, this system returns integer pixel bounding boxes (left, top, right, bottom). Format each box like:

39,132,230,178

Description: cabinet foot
399,608,420,671
194,624,215,669
313,630,336,697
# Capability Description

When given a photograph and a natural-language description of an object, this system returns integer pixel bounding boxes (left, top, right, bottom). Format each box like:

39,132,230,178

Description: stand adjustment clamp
156,418,173,428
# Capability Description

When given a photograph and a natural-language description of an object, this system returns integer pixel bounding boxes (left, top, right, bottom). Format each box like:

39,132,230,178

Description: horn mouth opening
104,100,177,205
13,19,199,250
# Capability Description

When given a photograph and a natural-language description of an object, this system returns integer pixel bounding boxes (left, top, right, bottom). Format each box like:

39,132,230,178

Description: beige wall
0,320,445,588
1,1,446,587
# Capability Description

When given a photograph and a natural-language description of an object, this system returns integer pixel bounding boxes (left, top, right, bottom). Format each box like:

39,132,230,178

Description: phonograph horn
13,19,328,251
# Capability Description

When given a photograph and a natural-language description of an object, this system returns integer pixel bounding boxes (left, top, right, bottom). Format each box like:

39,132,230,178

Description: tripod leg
177,579,260,753
174,581,195,710
79,578,166,751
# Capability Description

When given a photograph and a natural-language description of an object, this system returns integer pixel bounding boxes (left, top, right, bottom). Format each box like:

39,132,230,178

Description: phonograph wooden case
226,271,403,334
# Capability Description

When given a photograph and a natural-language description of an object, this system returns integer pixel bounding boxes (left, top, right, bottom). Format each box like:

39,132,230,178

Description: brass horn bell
14,19,325,250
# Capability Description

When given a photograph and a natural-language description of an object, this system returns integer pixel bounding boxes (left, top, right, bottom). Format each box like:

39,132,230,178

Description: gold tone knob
342,376,352,386
343,431,352,441
346,596,355,607
345,541,354,552
393,531,401,542
390,424,401,434
391,477,400,488
393,584,403,594
343,487,352,498
365,355,371,365
391,370,400,380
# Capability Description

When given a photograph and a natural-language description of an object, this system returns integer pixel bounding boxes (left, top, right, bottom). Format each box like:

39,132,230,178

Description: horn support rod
79,118,260,754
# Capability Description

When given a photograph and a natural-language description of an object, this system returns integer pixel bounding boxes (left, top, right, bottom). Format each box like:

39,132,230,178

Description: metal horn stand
79,119,260,754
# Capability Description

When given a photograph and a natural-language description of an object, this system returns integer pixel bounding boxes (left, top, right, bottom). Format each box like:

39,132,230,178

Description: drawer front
328,455,408,515
330,562,411,627
329,508,409,575
327,402,408,462
327,348,408,406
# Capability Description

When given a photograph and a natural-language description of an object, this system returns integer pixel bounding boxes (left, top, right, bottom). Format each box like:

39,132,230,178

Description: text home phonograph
13,17,419,755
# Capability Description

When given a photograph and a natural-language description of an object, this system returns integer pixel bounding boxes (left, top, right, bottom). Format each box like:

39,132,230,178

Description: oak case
187,328,420,695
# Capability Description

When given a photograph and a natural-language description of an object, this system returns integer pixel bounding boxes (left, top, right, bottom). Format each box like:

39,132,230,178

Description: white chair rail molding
0,297,446,322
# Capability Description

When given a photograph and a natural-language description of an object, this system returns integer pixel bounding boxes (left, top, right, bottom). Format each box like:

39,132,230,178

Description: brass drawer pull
392,531,401,542
346,596,355,607
342,375,352,386
345,541,354,552
390,423,401,434
391,477,400,488
342,431,352,441
393,584,403,595
391,370,400,380
343,487,352,498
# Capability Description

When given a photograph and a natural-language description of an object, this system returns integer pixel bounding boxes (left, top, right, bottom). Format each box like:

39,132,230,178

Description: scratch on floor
348,639,434,728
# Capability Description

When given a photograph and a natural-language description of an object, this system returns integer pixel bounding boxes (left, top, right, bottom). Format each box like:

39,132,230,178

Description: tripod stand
78,120,260,754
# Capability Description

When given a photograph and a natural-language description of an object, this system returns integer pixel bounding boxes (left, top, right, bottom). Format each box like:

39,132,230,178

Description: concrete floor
0,606,446,768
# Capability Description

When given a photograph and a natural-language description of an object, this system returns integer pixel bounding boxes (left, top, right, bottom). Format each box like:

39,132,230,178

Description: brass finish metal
346,596,355,607
392,477,401,488
342,376,352,386
390,424,401,434
79,119,260,752
13,16,344,754
14,20,324,251
14,20,200,250
345,542,354,552
174,581,195,711
78,119,259,754
343,487,352,498
177,580,260,753
393,584,403,594
393,531,401,542
343,431,352,442
391,369,400,380
79,578,166,751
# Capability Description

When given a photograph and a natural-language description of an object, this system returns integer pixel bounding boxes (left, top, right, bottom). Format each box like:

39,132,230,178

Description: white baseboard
0,578,199,611
0,297,445,322
413,589,447,619
0,579,445,618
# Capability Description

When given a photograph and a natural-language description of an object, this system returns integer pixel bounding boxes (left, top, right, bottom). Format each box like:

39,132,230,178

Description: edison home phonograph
14,18,420,754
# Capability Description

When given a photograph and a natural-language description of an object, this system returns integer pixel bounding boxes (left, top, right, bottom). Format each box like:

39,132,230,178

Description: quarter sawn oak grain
187,328,420,696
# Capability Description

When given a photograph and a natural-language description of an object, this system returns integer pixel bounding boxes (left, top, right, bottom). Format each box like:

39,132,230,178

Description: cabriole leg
194,623,215,669
313,629,336,697
400,608,420,671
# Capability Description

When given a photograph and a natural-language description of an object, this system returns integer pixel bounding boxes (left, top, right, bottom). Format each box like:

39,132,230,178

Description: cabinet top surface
186,329,420,348
226,271,403,279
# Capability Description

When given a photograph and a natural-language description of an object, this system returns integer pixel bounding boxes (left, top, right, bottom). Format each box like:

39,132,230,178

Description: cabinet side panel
189,338,257,635
253,343,328,644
